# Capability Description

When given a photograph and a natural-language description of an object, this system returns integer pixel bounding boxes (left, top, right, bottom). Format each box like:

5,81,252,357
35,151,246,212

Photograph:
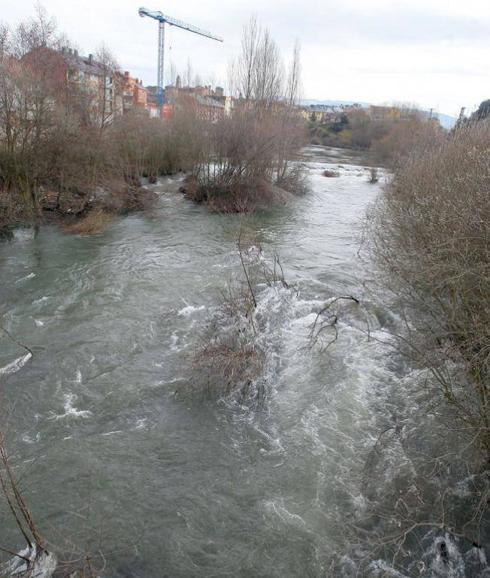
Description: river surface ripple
0,148,411,576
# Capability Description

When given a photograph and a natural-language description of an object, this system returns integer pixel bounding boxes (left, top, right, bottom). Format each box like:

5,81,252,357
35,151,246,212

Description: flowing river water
0,147,487,577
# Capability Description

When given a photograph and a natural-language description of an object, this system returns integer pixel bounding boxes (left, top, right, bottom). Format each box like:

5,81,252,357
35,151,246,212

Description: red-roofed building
122,71,148,114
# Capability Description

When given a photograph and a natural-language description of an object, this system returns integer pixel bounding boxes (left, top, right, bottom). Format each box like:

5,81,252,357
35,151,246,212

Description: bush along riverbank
349,115,490,576
373,118,490,458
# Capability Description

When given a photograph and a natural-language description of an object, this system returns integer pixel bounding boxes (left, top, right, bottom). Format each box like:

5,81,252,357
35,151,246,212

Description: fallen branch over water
0,429,56,577
309,295,360,350
0,327,33,377
0,327,33,359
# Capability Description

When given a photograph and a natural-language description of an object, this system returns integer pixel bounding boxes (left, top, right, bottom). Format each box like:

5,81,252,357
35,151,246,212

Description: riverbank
0,182,161,238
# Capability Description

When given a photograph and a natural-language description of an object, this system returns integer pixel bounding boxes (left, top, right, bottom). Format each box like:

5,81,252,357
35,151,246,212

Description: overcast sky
4,0,490,116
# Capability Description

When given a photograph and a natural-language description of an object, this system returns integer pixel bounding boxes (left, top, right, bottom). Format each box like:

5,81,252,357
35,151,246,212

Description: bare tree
187,16,307,210
94,45,121,129
184,58,193,88
193,73,202,88
236,15,259,100
253,28,284,106
234,16,284,107
0,427,57,576
285,40,302,106
371,119,490,456
169,62,178,86
0,24,10,60
11,2,57,57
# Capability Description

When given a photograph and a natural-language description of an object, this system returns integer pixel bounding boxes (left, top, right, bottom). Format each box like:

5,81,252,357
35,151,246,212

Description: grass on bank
62,209,112,236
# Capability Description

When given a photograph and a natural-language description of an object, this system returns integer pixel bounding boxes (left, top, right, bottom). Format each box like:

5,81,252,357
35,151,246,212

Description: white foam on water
263,499,308,529
178,305,206,316
48,393,92,420
367,560,409,577
15,272,36,284
253,424,285,456
22,432,41,444
169,332,182,351
0,352,32,376
32,296,50,306
1,546,57,578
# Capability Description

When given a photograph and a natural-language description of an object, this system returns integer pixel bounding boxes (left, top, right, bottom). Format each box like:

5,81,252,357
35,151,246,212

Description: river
0,147,486,577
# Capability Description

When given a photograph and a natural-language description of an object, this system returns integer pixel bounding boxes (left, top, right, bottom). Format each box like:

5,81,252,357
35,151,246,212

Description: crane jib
138,6,223,107
138,7,223,42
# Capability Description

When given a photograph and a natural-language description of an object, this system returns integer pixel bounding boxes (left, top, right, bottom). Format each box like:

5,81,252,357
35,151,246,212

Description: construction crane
138,7,223,107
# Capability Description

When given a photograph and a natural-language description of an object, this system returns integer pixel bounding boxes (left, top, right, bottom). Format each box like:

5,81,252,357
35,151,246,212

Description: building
24,46,232,123
19,46,124,127
194,94,225,122
122,71,148,114
145,86,168,118
213,95,234,117
159,83,229,121
61,48,123,125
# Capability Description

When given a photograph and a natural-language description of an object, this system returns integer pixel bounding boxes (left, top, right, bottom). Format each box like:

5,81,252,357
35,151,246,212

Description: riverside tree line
0,8,306,234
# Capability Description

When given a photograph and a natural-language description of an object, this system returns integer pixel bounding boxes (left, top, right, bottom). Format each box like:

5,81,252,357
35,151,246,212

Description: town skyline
4,0,490,117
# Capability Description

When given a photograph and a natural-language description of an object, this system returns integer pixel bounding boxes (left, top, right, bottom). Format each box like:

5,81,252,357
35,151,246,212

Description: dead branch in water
0,326,33,359
0,429,49,575
309,296,360,351
0,428,109,577
0,545,31,563
237,227,258,310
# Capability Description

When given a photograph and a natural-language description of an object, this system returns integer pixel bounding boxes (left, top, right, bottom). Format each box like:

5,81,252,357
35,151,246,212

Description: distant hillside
302,98,368,108
302,99,456,130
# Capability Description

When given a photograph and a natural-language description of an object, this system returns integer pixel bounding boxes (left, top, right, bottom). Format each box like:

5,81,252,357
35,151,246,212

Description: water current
0,147,488,577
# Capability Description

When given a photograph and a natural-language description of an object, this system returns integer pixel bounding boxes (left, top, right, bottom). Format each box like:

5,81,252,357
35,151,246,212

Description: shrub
276,162,309,195
191,105,307,212
371,117,445,167
189,234,289,401
368,167,378,183
372,119,490,455
107,102,206,182
62,209,112,235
